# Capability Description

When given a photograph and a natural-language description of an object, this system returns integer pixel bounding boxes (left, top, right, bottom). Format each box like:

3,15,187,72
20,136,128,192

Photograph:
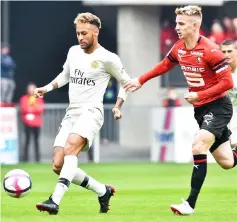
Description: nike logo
194,165,199,169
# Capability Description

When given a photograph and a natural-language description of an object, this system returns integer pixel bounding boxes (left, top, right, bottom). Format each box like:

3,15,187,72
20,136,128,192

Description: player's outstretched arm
34,71,69,98
124,57,177,92
35,48,71,98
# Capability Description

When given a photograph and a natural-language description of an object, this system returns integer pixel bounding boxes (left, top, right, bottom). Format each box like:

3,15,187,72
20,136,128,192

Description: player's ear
94,29,99,37
193,22,198,30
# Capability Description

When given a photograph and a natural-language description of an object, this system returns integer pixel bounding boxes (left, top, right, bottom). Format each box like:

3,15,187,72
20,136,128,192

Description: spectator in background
160,20,177,57
208,21,226,45
223,17,235,39
19,83,45,162
162,87,182,107
232,18,237,40
1,44,16,104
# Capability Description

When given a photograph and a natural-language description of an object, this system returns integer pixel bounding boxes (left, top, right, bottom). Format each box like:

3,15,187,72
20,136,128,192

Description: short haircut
28,82,36,87
175,5,202,20
220,39,237,48
74,12,101,29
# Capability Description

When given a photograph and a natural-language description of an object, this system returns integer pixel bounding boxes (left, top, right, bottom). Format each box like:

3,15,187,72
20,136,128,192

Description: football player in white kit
35,12,130,215
220,39,237,149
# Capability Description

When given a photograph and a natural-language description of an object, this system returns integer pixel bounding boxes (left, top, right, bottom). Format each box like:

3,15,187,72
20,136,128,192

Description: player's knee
64,136,79,155
192,139,209,155
192,130,215,155
64,134,85,156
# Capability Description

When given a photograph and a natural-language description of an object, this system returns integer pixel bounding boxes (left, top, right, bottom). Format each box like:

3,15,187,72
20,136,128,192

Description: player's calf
49,136,115,214
52,145,113,212
185,130,215,210
218,160,234,170
37,134,85,215
212,141,237,169
51,134,85,203
72,167,114,212
52,146,64,175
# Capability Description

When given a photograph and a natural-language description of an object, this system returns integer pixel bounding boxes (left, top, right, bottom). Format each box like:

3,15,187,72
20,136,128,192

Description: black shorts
194,96,233,153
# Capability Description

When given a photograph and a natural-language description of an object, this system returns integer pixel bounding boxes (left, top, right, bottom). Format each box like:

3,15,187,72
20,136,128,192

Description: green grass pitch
1,163,237,222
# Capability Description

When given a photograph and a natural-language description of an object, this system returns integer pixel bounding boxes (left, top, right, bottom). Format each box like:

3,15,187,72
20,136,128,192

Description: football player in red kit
124,5,237,215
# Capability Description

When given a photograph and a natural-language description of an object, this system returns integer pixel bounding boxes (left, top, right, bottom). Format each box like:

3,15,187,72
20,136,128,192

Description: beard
80,40,93,50
80,44,91,49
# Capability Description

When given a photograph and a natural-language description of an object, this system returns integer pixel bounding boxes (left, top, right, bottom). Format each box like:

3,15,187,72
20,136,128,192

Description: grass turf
1,162,237,222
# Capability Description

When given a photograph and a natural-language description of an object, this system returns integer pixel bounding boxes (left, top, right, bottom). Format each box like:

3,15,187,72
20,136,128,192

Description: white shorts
230,107,237,145
53,106,104,151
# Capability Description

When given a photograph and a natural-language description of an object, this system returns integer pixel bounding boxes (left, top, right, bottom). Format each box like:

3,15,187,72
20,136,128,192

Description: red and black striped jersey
139,36,233,107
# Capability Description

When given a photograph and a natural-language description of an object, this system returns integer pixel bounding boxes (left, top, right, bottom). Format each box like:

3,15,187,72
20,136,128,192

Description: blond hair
74,12,101,29
175,5,202,20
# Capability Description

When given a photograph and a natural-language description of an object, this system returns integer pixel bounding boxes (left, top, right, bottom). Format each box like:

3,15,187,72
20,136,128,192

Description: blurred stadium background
1,0,237,163
1,1,237,221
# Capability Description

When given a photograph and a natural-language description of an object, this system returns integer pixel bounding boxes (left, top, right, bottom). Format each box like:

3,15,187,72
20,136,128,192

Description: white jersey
228,66,237,145
60,45,130,110
228,67,237,106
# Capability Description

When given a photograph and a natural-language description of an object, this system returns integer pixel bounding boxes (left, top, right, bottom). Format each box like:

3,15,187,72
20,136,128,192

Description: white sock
51,155,78,205
72,168,106,197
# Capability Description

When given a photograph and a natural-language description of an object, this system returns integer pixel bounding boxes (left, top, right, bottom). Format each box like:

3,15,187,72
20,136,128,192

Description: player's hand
184,92,199,104
124,78,142,92
34,87,47,98
112,107,122,120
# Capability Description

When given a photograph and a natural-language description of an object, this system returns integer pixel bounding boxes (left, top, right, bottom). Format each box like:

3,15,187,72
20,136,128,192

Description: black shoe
36,196,59,215
98,185,115,213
